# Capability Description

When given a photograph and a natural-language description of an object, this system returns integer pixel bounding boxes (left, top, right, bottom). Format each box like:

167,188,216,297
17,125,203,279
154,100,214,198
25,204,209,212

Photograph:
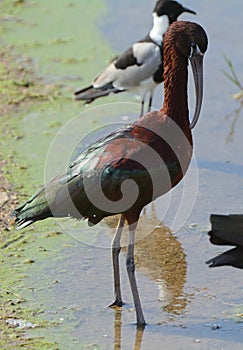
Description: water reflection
113,309,122,350
225,98,243,143
113,308,144,350
135,224,188,315
105,206,189,317
223,56,243,143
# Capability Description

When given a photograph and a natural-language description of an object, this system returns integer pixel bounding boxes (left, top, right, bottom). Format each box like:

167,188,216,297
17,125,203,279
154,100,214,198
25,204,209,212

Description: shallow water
1,0,243,349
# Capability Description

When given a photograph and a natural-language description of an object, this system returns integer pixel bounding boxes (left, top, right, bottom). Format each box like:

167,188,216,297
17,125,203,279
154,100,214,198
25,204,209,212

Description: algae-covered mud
0,0,113,348
1,0,243,349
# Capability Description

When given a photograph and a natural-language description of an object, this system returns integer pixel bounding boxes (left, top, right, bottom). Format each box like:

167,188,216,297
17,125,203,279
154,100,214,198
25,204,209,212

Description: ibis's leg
140,99,145,118
147,93,153,113
126,224,146,328
109,215,125,307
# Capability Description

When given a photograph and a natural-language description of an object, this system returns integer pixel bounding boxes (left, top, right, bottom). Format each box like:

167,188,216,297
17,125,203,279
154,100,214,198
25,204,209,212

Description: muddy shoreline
0,44,60,348
0,0,110,347
0,46,57,232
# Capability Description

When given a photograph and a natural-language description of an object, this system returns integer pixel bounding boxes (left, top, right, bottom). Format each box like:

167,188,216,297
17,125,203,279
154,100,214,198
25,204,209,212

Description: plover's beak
182,6,196,15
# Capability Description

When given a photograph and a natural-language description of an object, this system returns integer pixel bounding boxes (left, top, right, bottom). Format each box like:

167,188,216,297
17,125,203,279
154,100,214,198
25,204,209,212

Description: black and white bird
74,0,196,116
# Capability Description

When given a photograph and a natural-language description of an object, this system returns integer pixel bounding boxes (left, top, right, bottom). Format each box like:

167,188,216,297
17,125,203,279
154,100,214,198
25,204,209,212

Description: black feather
114,47,142,70
206,247,243,269
74,84,123,102
209,214,243,247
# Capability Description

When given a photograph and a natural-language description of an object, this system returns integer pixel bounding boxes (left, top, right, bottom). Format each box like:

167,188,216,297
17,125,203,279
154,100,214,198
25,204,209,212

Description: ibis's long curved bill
189,52,204,129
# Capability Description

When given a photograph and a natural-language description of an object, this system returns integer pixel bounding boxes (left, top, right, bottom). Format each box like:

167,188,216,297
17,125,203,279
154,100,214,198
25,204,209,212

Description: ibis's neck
162,46,190,131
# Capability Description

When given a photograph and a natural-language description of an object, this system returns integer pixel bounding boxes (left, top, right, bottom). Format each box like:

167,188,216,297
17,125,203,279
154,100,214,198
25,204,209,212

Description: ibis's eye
190,43,202,58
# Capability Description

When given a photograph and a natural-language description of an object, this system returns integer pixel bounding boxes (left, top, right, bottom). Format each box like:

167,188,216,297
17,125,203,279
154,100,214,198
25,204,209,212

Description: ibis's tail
13,170,107,230
13,186,53,230
13,173,73,230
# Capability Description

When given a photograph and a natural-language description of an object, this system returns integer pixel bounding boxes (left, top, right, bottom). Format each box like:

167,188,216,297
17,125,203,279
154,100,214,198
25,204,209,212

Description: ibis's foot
109,300,125,308
136,322,146,330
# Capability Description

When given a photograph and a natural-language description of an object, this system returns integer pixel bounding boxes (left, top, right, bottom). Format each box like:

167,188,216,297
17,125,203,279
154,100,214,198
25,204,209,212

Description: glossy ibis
74,0,196,116
14,21,208,327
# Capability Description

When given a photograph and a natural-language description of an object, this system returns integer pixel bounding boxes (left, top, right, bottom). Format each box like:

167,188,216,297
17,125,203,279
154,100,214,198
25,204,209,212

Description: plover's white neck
149,13,169,45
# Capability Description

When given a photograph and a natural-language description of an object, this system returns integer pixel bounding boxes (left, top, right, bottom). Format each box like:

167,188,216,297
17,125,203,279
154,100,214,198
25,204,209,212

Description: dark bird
14,21,208,327
74,0,196,117
207,214,243,269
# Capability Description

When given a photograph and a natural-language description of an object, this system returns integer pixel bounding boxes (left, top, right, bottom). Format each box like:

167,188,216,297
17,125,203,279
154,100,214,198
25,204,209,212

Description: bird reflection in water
113,308,144,350
105,206,189,318
135,226,188,315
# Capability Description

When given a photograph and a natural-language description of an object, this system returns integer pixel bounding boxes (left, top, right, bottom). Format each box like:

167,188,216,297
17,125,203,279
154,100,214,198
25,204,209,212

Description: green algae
0,223,62,349
0,0,114,348
2,0,113,86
